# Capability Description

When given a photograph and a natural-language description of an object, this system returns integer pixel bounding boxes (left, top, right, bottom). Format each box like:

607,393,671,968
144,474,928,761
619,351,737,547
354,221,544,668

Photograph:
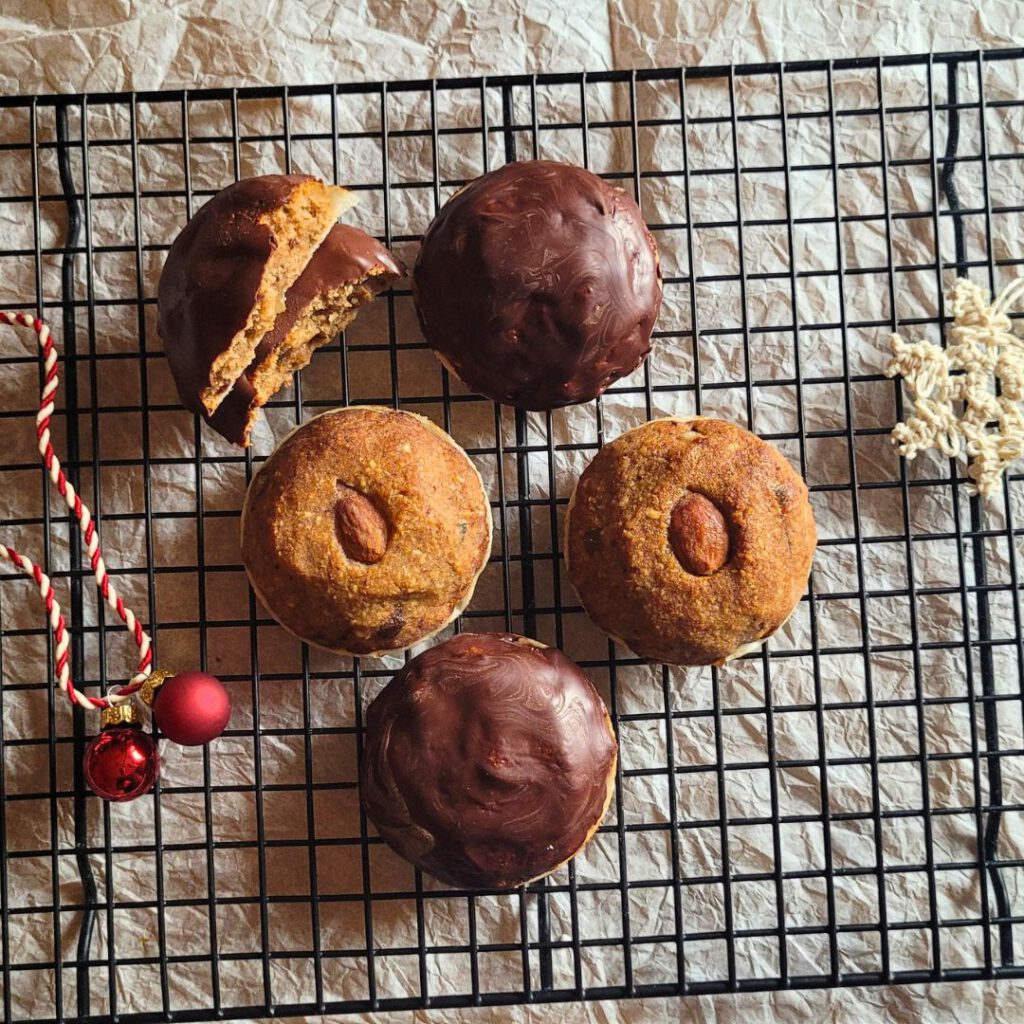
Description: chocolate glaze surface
361,632,618,890
206,224,404,444
157,173,315,415
412,160,662,409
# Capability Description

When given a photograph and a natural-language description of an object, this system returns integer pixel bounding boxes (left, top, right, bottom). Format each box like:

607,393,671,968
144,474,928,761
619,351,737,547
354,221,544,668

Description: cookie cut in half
158,173,355,416
207,223,404,446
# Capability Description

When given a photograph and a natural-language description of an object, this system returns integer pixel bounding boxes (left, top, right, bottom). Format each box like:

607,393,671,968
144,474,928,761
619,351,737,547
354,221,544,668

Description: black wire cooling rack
1,47,1024,1023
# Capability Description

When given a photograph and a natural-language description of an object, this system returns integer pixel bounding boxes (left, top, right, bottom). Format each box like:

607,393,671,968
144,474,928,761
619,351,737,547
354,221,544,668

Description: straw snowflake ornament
886,277,1024,498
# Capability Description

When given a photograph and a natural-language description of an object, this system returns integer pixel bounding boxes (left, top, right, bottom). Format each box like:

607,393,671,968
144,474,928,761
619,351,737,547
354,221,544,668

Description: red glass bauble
83,724,159,801
153,671,232,746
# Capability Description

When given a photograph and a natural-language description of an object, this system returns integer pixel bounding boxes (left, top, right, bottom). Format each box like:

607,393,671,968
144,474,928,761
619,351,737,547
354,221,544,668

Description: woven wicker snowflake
886,277,1024,498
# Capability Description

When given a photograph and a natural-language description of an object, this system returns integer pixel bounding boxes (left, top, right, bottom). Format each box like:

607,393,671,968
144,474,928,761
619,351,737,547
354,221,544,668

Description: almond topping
334,486,388,564
668,492,730,575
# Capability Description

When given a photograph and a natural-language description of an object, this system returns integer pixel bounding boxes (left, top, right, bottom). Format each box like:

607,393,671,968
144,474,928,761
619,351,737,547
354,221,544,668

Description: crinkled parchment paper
0,3,1022,1022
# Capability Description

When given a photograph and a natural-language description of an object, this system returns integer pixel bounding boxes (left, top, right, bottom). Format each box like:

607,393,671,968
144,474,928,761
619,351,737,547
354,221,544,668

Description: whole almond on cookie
668,493,730,575
335,487,389,564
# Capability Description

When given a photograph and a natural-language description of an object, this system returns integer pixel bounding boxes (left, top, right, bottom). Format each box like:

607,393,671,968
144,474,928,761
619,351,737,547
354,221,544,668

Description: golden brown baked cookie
241,407,492,656
565,417,816,665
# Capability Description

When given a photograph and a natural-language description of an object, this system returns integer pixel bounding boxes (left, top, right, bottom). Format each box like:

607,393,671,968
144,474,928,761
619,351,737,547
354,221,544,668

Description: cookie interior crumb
201,180,355,411
215,266,396,447
250,269,387,403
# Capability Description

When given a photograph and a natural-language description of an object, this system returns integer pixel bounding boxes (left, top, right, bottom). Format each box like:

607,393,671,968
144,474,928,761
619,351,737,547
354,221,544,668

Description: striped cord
0,312,151,710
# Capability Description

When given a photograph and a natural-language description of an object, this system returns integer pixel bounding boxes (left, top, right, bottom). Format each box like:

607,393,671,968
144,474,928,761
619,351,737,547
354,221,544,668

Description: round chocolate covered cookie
361,632,618,890
241,407,492,656
565,417,817,666
413,160,662,409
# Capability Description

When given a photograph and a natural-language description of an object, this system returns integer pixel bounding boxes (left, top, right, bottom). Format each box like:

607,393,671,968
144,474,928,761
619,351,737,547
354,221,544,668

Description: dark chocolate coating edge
412,159,662,409
360,632,618,890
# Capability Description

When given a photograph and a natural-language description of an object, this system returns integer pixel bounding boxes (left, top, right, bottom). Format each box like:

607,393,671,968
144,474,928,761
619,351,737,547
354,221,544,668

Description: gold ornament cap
140,670,173,708
100,701,141,730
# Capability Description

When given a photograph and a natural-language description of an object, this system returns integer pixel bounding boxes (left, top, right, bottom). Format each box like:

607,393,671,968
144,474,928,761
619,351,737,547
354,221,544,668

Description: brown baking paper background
1,5,1024,1022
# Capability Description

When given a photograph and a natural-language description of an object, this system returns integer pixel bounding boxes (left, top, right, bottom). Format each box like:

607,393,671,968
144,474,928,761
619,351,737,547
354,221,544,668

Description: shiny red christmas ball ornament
142,670,231,746
83,704,159,801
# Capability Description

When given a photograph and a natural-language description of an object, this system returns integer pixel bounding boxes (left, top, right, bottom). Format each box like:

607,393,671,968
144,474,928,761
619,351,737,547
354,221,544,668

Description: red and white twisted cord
0,311,151,710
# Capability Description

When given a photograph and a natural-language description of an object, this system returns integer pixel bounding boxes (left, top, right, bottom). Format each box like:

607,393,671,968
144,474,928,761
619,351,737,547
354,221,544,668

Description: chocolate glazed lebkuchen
158,174,355,416
207,223,404,446
413,159,662,409
361,632,618,889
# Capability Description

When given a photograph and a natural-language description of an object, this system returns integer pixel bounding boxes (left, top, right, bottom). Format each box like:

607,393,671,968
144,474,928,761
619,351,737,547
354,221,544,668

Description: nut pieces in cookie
334,486,389,565
668,493,731,576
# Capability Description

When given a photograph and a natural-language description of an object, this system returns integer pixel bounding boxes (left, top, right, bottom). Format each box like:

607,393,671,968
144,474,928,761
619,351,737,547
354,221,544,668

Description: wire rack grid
0,47,1023,1023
